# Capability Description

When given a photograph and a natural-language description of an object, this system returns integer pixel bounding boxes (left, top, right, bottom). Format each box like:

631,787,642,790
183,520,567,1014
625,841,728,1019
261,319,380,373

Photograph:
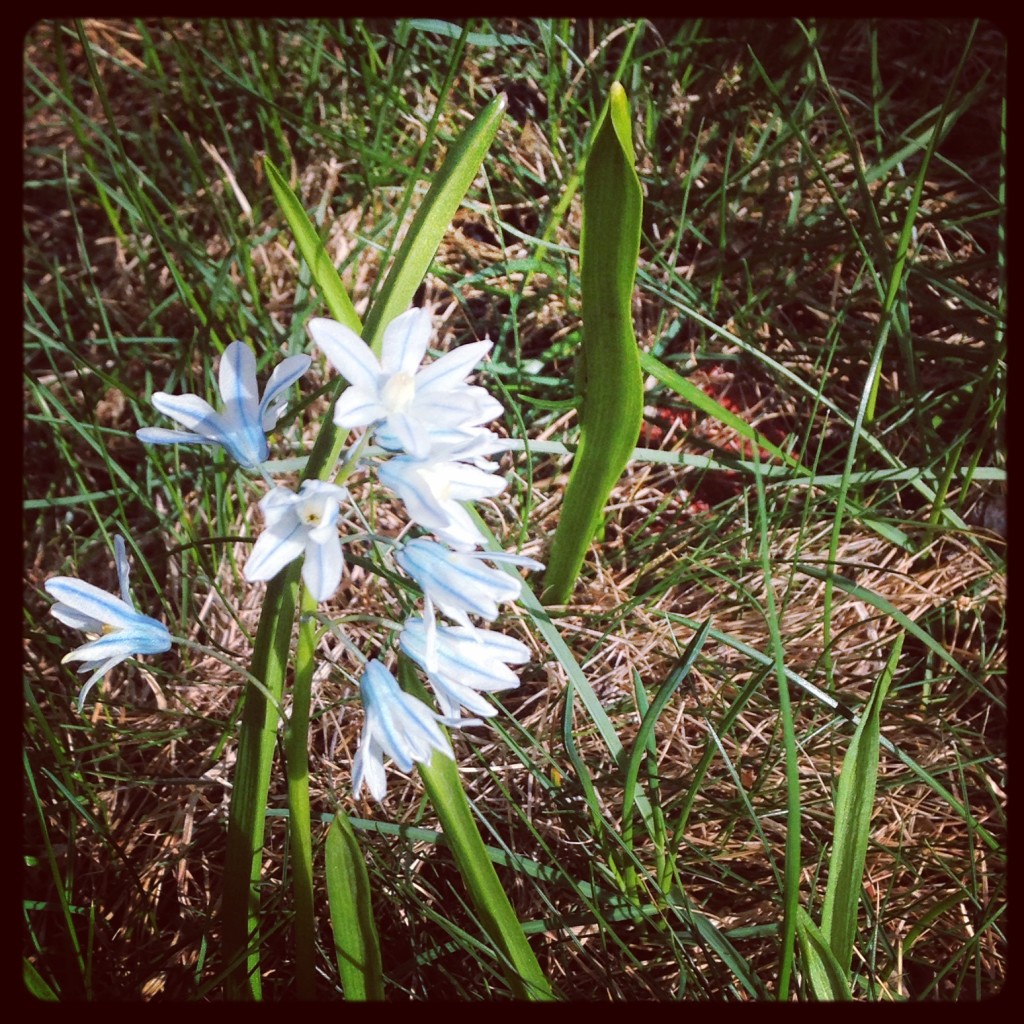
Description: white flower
44,536,172,711
243,480,347,601
395,537,544,629
309,308,503,458
377,435,508,550
137,342,311,469
352,659,454,802
400,618,531,720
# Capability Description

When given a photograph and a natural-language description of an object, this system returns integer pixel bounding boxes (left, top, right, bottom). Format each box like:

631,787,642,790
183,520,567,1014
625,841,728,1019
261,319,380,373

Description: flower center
381,371,416,413
420,465,452,503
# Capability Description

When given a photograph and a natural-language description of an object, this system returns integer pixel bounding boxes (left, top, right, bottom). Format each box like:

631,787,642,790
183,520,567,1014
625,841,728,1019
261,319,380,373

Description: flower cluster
45,309,540,803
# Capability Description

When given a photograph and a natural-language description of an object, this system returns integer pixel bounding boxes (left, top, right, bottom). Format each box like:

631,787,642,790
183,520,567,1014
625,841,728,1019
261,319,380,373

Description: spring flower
352,659,456,801
400,617,532,720
309,308,502,458
377,436,508,550
137,341,311,469
244,480,347,601
44,536,172,711
395,537,544,629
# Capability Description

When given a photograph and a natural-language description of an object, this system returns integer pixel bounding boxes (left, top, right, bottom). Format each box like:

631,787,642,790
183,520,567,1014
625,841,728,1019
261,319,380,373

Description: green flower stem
222,564,301,999
399,661,553,999
284,585,319,998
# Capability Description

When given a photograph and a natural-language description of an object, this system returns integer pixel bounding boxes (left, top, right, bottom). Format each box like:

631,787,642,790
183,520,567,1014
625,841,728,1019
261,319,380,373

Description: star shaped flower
399,617,531,721
243,480,348,602
137,342,310,469
309,308,502,458
351,659,456,802
44,536,172,711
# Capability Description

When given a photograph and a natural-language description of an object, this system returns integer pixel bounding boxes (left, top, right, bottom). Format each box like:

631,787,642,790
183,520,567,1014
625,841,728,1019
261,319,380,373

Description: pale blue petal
136,427,209,447
379,308,431,377
45,577,146,631
151,392,228,436
49,602,107,634
333,386,387,429
309,317,381,393
218,341,260,416
244,522,306,582
61,625,171,665
383,411,426,457
301,535,344,602
415,340,492,391
472,550,546,571
396,539,520,622
259,354,312,429
114,535,132,606
75,659,122,713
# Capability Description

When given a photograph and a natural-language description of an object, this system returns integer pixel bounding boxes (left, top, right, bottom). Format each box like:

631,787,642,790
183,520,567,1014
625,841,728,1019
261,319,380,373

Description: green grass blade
394,658,552,999
264,157,362,333
621,619,712,837
821,632,903,976
325,812,385,1000
640,350,800,469
543,82,644,604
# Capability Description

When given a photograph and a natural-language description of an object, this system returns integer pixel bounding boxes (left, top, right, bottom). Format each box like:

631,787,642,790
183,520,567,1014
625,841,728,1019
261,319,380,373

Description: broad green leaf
821,632,903,975
326,813,384,1000
796,906,852,1000
264,157,362,333
543,82,644,604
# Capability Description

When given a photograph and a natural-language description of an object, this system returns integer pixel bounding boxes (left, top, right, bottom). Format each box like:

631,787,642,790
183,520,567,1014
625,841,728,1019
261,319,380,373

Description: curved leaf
543,82,644,604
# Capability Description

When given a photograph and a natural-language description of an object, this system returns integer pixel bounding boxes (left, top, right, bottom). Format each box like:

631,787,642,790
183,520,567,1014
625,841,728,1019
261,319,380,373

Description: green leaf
326,812,385,1000
361,92,508,348
543,82,644,604
796,906,852,1000
23,958,59,1001
402,661,554,1000
821,631,903,975
264,157,362,333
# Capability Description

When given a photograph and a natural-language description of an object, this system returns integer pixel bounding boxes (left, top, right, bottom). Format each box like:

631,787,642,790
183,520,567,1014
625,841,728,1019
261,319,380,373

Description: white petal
301,535,344,602
309,318,382,393
415,340,492,392
446,461,507,500
377,460,452,528
244,522,306,582
379,308,432,377
332,387,387,429
352,735,387,801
